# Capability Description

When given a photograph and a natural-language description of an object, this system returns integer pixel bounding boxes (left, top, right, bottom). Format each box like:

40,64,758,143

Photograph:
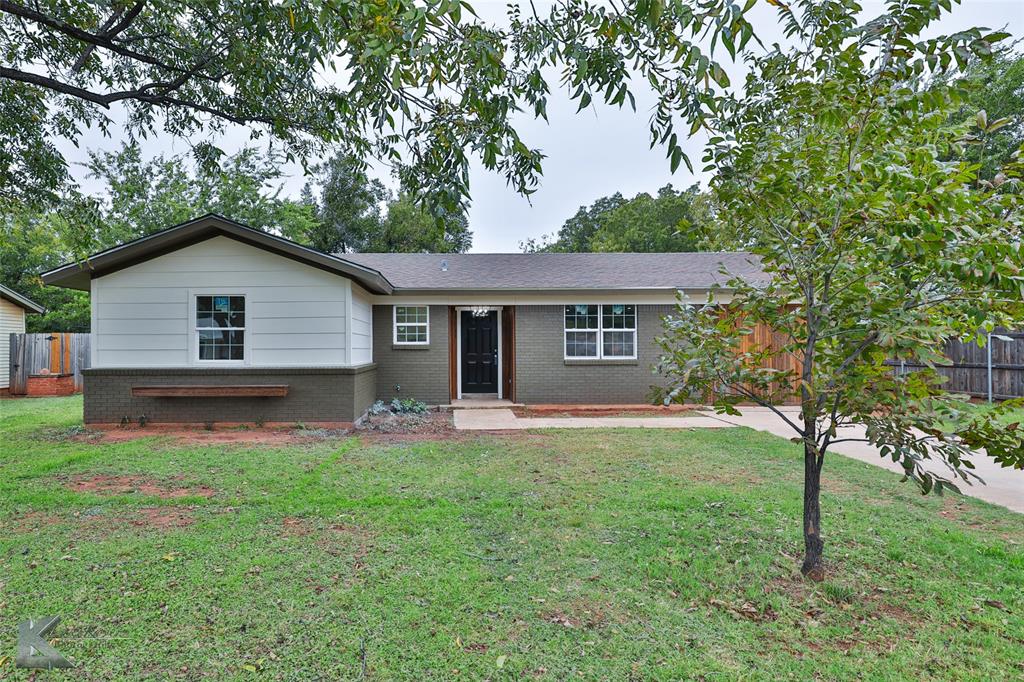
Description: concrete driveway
700,407,1024,514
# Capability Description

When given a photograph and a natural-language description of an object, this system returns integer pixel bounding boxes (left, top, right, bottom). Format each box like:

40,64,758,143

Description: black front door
461,310,499,394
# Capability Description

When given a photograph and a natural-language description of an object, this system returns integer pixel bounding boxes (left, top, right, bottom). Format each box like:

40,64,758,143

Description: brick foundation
26,374,77,397
82,366,377,424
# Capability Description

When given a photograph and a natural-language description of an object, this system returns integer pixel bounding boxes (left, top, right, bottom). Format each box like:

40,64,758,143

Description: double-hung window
196,295,246,361
564,304,636,359
394,306,429,344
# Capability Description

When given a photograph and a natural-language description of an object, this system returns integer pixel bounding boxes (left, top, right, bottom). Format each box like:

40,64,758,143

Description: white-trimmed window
394,306,429,344
196,295,246,361
564,304,637,359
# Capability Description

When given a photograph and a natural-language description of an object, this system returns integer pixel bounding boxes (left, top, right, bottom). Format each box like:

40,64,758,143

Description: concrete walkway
451,408,732,431
451,406,1024,513
700,407,1024,513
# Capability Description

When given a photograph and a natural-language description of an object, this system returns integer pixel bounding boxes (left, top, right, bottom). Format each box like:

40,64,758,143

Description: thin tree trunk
801,442,825,581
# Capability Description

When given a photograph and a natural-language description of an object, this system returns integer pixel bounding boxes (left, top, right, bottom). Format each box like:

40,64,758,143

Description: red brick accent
26,374,76,397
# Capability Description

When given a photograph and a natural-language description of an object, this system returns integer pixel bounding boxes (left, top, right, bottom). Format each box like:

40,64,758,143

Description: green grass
1,396,1022,680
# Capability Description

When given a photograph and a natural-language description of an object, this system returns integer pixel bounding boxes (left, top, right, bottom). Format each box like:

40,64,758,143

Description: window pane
603,331,635,357
197,296,213,313
213,296,230,312
396,306,427,324
602,304,635,329
564,304,598,330
397,325,427,343
565,331,598,357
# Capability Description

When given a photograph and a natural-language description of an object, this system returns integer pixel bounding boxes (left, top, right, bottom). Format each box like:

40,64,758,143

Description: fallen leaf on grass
496,655,507,669
983,599,1007,611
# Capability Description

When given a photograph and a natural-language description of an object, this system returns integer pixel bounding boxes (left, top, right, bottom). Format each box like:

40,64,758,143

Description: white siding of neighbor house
0,298,27,388
91,235,361,367
350,284,373,365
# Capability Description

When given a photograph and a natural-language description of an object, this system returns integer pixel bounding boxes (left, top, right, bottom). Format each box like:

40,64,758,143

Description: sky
61,0,1024,253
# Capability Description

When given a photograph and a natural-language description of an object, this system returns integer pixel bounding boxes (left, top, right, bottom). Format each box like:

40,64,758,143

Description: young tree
655,1,1024,580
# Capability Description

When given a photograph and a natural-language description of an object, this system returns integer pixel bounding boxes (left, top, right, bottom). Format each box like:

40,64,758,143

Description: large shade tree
523,184,707,253
2,0,766,228
655,1,1024,580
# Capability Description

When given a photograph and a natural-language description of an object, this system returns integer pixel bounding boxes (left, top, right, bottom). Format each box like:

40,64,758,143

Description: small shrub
391,398,428,414
369,398,429,416
254,416,266,428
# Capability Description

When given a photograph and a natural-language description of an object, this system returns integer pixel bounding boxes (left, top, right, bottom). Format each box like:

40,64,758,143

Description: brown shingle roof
341,252,764,291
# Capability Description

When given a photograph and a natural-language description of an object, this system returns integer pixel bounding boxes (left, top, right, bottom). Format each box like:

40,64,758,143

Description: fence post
987,332,993,404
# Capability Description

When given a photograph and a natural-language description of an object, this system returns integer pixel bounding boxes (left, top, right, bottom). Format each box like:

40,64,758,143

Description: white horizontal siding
0,299,27,388
92,236,352,367
351,284,373,365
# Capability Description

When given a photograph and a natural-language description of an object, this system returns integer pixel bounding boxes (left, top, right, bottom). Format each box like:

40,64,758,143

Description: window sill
564,358,638,366
392,344,431,351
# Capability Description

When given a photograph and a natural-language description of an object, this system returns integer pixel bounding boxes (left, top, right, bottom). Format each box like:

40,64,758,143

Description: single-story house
41,214,764,424
1,284,45,394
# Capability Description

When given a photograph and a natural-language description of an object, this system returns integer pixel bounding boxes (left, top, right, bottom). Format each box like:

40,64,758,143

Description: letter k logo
17,617,73,669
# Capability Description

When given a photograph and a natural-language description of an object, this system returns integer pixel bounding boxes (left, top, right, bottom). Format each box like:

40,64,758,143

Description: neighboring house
41,214,764,424
1,284,45,394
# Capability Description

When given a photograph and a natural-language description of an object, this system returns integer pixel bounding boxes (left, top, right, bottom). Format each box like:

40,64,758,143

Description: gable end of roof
40,214,394,294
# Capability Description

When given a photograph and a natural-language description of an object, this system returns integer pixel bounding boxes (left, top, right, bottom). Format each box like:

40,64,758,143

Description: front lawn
1,396,1021,680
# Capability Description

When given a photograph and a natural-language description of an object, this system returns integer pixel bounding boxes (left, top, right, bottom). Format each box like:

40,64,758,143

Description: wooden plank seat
131,385,289,398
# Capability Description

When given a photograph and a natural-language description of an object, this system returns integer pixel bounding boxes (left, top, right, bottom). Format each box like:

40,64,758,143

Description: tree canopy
524,184,708,253
2,0,765,218
81,145,318,248
940,48,1024,179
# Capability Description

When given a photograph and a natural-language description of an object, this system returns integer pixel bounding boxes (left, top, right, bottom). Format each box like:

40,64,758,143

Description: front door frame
455,306,502,400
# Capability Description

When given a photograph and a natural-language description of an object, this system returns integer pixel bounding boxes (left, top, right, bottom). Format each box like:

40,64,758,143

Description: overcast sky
62,0,1024,252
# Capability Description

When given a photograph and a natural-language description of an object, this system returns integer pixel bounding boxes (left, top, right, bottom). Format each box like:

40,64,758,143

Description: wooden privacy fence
8,333,91,395
890,329,1024,401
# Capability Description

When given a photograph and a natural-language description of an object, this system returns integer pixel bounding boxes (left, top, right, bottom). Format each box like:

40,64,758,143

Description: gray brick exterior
372,305,450,405
81,303,675,421
82,366,377,424
513,305,672,404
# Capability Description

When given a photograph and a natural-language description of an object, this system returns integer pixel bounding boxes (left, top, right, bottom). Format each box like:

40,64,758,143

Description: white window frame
188,290,251,366
563,304,638,360
563,304,601,359
393,305,430,345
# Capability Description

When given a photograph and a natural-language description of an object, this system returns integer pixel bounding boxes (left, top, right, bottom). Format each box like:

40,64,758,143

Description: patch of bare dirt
65,474,216,499
131,507,196,529
4,511,63,534
74,505,198,534
70,424,349,446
